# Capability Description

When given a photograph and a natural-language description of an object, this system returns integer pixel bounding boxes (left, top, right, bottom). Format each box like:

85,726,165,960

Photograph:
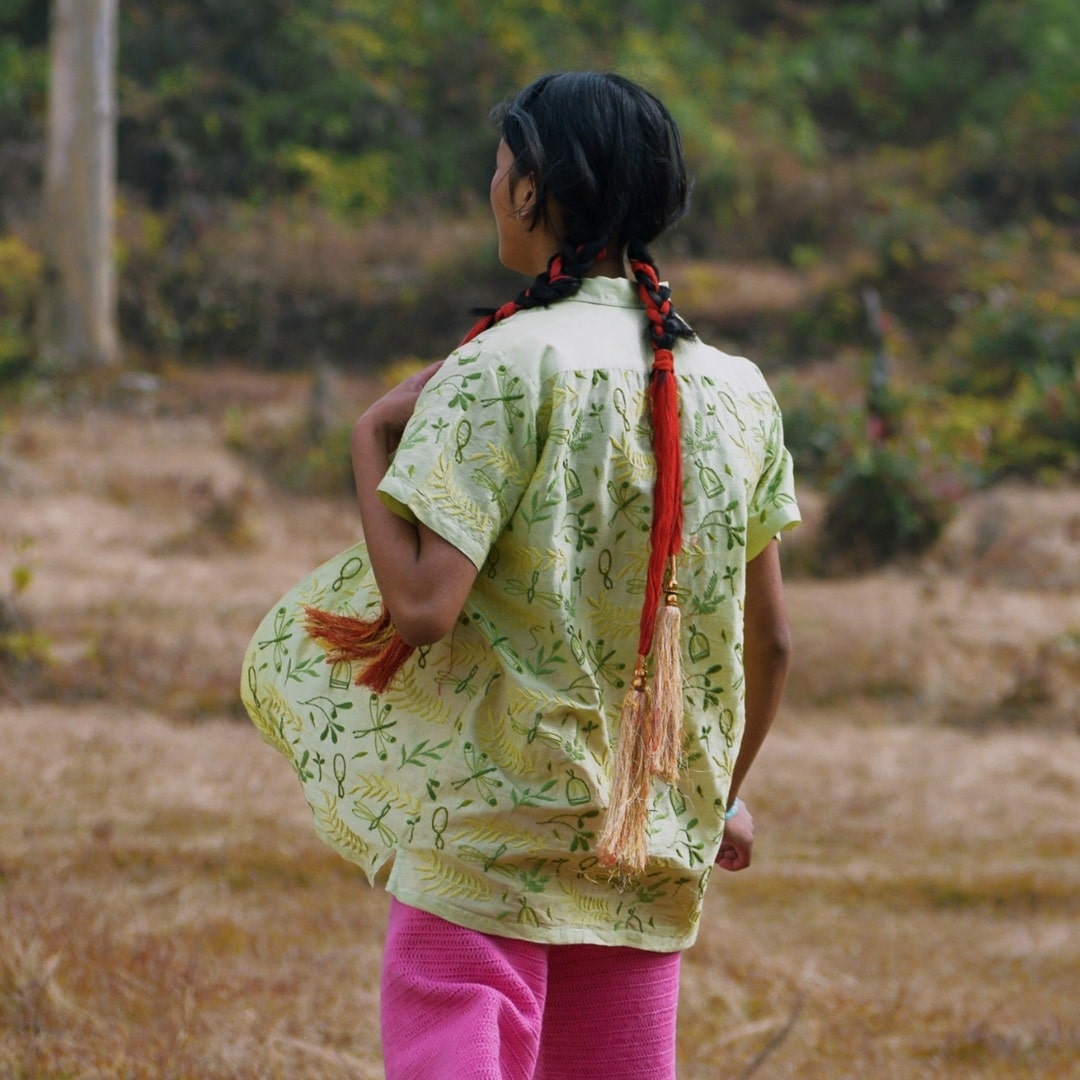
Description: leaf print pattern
585,592,642,641
416,850,493,904
314,792,376,865
352,774,423,817
427,459,494,538
241,286,799,952
451,821,546,853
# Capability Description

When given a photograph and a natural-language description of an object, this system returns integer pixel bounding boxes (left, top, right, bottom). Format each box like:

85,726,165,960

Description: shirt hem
385,880,696,954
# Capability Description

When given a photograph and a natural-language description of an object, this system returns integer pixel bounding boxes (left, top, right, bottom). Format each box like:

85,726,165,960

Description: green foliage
283,148,395,217
934,221,1080,396
0,0,47,136
0,537,49,690
1,0,1076,529
985,363,1080,481
955,298,1080,393
226,409,355,496
794,0,1080,144
1,0,1074,228
821,445,949,573
773,376,859,481
0,234,40,382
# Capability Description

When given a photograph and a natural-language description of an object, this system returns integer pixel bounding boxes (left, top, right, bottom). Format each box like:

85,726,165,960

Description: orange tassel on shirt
303,603,416,694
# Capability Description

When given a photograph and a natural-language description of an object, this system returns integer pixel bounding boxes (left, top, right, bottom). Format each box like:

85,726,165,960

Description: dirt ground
1,369,1078,1078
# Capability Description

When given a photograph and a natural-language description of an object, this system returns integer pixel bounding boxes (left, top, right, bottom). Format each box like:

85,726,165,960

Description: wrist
724,797,742,821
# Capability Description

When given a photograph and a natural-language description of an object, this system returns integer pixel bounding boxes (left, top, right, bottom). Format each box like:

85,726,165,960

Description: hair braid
596,239,697,877
626,238,693,659
462,238,609,344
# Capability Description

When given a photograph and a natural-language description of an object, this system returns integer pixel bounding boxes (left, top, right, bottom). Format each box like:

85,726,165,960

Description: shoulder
458,297,645,384
677,337,775,395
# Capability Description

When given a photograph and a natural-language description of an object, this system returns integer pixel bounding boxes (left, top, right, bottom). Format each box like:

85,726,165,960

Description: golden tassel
648,567,684,784
597,658,653,878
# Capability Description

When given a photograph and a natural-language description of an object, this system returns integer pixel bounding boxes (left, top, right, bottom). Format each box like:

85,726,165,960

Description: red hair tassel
302,603,416,693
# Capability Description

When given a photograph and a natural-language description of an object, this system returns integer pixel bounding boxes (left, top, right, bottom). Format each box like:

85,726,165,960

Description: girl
242,71,798,1079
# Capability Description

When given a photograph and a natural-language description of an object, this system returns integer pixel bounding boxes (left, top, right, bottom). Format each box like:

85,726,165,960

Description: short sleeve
745,396,801,561
377,341,539,570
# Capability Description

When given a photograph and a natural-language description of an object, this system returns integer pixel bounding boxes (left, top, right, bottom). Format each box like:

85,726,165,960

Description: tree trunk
38,0,118,372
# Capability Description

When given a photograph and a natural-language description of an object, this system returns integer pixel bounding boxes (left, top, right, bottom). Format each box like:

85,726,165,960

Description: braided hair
306,72,697,876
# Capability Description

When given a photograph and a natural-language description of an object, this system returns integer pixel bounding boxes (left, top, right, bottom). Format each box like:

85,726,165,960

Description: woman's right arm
351,363,479,647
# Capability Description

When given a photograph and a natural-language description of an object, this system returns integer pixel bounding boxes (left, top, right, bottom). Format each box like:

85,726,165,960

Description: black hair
485,71,696,334
497,72,689,253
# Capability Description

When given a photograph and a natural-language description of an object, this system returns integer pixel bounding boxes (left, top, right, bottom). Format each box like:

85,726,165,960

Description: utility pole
38,0,119,372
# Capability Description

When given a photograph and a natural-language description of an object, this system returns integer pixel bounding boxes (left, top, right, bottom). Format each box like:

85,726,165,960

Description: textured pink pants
380,898,681,1079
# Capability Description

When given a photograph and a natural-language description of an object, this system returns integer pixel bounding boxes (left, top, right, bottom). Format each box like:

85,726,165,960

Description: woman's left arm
715,538,792,872
352,364,478,647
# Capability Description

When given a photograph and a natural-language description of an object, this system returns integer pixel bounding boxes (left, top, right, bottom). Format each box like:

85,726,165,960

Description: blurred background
0,2,1078,1077
1,1,1079,512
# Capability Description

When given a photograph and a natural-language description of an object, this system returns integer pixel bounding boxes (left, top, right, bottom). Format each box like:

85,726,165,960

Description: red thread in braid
460,299,521,345
629,258,684,657
636,349,683,656
458,249,592,345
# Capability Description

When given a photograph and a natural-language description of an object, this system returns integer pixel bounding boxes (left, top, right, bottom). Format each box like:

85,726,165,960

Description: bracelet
724,797,741,821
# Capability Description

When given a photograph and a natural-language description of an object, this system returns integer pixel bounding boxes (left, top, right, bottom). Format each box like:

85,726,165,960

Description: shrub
986,362,1080,481
820,445,949,573
773,375,860,481
0,538,49,696
0,234,41,382
226,410,355,497
115,199,506,369
942,290,1080,398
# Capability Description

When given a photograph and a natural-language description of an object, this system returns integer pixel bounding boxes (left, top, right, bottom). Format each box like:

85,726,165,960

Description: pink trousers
380,898,681,1079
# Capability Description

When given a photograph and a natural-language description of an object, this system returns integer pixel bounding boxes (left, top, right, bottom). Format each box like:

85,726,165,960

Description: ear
512,182,536,217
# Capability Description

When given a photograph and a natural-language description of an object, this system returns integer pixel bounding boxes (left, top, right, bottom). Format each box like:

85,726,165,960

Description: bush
986,362,1080,481
0,538,49,697
942,289,1080,397
115,199,509,368
820,446,949,573
773,375,860,481
0,234,41,382
226,409,356,497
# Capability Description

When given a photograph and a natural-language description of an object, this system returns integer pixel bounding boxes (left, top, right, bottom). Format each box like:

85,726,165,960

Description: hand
715,800,754,872
359,360,444,456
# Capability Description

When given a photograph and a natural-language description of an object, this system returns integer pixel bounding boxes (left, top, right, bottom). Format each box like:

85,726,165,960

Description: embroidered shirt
242,276,799,951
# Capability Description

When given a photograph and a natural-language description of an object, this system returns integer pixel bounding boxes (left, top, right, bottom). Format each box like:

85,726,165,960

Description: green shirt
242,276,799,951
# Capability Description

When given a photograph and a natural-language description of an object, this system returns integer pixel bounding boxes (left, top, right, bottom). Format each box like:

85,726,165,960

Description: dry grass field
1,368,1078,1079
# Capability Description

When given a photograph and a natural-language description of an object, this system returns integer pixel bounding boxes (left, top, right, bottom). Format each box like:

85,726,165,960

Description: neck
584,249,628,279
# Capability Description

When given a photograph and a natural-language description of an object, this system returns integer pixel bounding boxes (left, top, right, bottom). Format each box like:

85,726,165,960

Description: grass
0,371,1077,1077
0,703,1076,1079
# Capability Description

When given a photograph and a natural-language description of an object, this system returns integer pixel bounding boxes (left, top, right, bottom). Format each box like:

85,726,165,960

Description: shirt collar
571,276,641,308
